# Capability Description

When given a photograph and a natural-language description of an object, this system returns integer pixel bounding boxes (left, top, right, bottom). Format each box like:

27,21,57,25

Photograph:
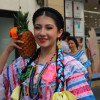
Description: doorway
0,10,17,65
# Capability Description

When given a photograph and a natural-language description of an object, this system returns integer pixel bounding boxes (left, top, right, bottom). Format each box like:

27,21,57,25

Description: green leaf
14,11,29,30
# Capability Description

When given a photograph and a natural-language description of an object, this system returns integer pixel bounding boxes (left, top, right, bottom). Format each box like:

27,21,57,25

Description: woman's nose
39,28,46,36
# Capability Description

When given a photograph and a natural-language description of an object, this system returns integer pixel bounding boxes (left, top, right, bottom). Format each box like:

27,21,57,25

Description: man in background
60,31,71,54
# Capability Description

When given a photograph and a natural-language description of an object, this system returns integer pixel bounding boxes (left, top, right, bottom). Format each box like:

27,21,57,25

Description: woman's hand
7,33,24,54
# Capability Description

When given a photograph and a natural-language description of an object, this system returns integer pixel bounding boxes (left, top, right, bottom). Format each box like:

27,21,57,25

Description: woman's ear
57,29,63,38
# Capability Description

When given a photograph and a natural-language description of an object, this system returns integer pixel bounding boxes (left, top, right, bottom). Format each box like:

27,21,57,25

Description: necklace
29,51,56,99
71,48,78,55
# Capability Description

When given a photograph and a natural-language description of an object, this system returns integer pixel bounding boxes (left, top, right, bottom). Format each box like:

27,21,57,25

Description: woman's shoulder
63,55,79,68
63,55,76,65
3,56,30,76
63,54,86,69
63,55,87,78
73,50,84,58
78,49,84,54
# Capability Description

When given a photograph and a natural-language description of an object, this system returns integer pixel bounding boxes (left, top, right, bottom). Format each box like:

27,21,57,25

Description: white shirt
60,41,71,54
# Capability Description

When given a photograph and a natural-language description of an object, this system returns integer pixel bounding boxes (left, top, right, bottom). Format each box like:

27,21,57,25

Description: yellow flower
51,91,76,100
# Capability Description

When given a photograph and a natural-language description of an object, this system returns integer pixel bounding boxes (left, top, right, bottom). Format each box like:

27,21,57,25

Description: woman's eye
46,27,53,30
34,27,41,30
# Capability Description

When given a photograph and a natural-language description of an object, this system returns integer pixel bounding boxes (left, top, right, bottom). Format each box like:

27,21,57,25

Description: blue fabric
85,72,91,88
87,80,91,88
67,80,86,89
68,50,90,68
68,50,92,88
83,60,91,68
77,95,95,100
68,50,84,61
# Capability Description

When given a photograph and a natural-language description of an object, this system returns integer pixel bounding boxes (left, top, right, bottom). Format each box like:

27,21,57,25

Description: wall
0,0,40,33
0,0,19,11
19,0,40,32
47,0,64,18
0,17,15,65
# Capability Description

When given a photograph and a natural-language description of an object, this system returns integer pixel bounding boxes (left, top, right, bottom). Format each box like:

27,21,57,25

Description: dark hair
68,36,79,49
62,31,70,40
32,7,64,31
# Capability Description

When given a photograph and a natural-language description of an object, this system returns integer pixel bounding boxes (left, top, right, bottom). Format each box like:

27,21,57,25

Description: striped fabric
67,50,92,87
67,50,91,69
2,55,95,100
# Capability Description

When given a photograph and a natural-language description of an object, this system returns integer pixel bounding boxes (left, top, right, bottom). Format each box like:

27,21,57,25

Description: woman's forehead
34,15,56,25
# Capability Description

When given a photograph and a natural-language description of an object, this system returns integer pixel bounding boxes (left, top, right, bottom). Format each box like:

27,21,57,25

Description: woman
68,36,92,87
0,7,95,100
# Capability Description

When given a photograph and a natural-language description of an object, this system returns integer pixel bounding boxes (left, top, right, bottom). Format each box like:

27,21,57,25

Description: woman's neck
38,46,56,64
41,46,56,55
71,48,78,55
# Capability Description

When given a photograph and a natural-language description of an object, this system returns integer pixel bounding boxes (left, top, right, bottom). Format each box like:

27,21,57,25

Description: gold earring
57,40,62,49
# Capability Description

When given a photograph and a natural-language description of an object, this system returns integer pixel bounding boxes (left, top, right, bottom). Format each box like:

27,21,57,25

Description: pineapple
15,11,37,59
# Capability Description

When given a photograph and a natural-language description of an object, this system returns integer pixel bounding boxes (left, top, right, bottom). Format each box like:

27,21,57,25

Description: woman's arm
0,37,24,74
87,66,92,80
0,48,10,74
67,72,95,100
79,51,92,80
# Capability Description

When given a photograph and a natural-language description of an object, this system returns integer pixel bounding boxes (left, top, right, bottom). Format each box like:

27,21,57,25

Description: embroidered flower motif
42,64,57,83
42,64,57,100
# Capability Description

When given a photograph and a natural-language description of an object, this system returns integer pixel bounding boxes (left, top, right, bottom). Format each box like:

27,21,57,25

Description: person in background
68,36,92,87
0,7,95,100
60,31,70,54
77,37,83,50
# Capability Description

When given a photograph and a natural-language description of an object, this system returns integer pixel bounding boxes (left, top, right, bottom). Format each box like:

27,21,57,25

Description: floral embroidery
42,64,57,100
42,64,57,82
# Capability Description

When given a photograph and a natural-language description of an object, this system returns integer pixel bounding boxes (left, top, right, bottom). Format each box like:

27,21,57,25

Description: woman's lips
39,38,48,43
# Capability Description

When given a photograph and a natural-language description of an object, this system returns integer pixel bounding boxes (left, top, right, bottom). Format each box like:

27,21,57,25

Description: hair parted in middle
32,7,64,31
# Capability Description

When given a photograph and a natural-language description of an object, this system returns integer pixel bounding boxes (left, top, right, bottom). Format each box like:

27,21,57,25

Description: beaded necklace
28,51,57,99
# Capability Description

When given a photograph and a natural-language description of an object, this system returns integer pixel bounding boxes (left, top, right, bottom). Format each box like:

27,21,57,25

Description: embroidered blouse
2,55,95,100
68,50,91,69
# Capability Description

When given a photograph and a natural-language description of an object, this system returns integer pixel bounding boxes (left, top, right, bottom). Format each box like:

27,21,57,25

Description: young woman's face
68,40,77,50
34,15,62,48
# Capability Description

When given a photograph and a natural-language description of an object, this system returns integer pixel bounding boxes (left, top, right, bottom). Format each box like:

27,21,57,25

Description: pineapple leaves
14,11,29,30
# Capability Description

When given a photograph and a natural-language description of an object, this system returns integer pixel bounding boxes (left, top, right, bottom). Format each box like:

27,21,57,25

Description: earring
57,40,62,49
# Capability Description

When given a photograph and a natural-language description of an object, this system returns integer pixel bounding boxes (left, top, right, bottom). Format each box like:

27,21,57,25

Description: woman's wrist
6,45,14,54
